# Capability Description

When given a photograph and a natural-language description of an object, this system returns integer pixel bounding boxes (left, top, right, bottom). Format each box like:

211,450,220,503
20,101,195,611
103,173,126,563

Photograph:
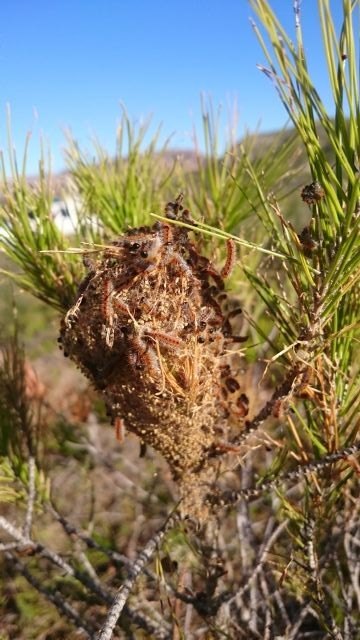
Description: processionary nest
59,196,249,519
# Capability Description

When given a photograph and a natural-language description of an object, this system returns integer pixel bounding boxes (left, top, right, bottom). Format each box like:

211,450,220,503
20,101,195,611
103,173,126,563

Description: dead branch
96,511,182,640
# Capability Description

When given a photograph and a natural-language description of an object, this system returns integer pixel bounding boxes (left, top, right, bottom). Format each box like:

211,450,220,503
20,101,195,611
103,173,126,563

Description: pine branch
96,511,182,640
212,442,360,507
23,455,36,537
5,552,96,639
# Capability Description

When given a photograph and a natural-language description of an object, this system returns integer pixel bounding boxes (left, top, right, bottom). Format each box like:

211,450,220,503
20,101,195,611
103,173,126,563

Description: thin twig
230,366,302,447
5,552,96,639
344,503,360,611
23,455,36,537
0,515,114,604
125,603,172,640
0,541,20,551
225,520,288,606
1,512,171,638
50,503,167,586
96,511,182,640
0,515,74,575
49,503,132,568
287,603,318,640
213,442,360,506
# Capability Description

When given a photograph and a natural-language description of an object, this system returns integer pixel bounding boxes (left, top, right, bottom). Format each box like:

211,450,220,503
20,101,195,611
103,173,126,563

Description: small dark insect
298,226,318,256
236,393,249,418
114,416,126,442
301,182,325,206
272,398,285,419
145,329,183,350
139,441,147,457
225,377,241,393
220,239,237,279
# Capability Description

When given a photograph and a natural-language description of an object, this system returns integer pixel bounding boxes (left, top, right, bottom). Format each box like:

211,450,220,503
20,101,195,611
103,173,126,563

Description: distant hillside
2,123,338,237
20,122,337,200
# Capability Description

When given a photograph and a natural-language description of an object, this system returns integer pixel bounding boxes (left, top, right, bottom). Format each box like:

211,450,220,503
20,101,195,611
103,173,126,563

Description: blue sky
0,1,345,176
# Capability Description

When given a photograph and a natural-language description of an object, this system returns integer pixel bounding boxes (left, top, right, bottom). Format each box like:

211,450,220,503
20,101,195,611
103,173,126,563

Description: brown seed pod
300,181,325,205
59,197,248,519
298,226,318,256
